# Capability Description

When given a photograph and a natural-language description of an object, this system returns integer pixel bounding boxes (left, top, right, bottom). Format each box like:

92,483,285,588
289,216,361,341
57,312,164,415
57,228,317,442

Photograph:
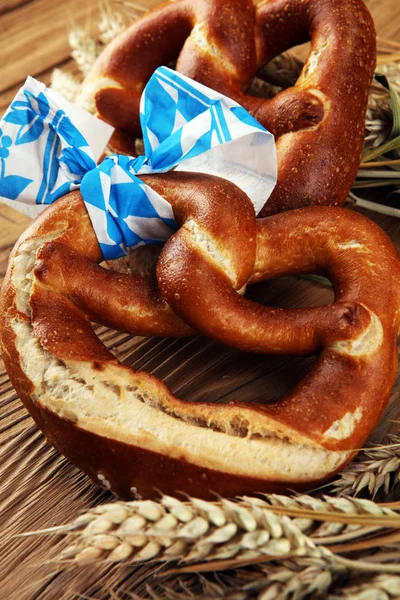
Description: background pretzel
2,172,399,499
77,0,376,214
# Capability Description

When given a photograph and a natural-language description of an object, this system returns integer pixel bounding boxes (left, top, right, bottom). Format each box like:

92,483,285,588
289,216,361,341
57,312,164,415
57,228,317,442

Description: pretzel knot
1,172,399,499
77,0,376,214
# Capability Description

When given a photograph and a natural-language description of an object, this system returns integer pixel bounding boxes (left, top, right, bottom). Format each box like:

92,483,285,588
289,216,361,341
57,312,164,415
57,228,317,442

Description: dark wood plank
0,0,33,16
0,0,102,94
368,0,400,41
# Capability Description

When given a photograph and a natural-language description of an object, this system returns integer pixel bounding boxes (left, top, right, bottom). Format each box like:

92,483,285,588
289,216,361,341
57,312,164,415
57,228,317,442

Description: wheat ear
145,566,400,600
332,438,400,499
54,495,333,566
27,493,400,575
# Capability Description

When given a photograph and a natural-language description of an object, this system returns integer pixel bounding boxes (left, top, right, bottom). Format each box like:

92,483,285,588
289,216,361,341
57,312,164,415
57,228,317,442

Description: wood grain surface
0,1,400,599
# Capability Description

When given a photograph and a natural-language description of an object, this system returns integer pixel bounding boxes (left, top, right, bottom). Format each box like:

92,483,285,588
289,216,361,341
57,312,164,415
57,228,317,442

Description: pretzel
76,0,376,214
2,172,399,499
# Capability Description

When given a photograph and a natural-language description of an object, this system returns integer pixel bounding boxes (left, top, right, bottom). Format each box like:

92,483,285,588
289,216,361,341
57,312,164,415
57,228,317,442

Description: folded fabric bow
0,67,277,259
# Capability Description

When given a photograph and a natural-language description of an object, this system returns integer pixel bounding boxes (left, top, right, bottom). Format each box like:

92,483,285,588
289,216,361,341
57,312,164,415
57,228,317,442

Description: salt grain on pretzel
77,0,376,213
2,172,399,499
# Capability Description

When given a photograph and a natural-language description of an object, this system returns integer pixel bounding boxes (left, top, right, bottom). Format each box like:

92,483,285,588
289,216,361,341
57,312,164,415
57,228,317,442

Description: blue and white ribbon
0,67,277,259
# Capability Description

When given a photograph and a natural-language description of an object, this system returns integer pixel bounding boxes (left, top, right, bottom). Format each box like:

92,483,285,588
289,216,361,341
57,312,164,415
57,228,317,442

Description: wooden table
1,1,400,599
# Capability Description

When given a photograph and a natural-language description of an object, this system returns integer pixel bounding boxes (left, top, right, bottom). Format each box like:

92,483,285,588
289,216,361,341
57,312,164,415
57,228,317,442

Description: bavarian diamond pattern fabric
81,155,176,257
0,68,277,260
0,77,93,205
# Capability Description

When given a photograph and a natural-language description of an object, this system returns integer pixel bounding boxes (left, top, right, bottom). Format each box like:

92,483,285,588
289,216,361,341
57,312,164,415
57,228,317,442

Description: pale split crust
76,0,376,214
1,173,400,499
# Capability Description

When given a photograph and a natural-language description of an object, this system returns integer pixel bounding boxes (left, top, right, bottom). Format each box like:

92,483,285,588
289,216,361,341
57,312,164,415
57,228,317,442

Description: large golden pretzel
1,172,399,499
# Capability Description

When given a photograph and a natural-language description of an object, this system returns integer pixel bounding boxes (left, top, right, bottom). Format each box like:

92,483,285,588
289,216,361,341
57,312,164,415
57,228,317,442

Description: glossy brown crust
4,191,194,339
153,174,371,357
0,318,345,500
251,209,400,450
1,171,400,499
0,274,353,501
77,0,376,211
78,0,255,152
158,203,400,451
253,0,376,214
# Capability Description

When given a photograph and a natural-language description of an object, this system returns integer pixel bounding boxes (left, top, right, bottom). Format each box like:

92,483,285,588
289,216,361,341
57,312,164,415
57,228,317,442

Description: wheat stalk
144,561,343,600
365,80,393,148
50,69,81,102
69,26,102,76
143,567,400,600
329,573,400,599
98,4,128,44
379,63,400,95
246,494,400,547
53,495,333,566
332,438,400,499
67,6,128,79
259,52,304,89
30,493,400,578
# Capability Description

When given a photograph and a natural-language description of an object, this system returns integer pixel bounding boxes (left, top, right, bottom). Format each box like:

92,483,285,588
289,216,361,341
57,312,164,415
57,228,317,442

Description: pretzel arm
157,234,369,355
253,0,376,214
34,242,193,338
240,88,325,138
149,174,369,354
4,192,192,339
76,1,194,137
